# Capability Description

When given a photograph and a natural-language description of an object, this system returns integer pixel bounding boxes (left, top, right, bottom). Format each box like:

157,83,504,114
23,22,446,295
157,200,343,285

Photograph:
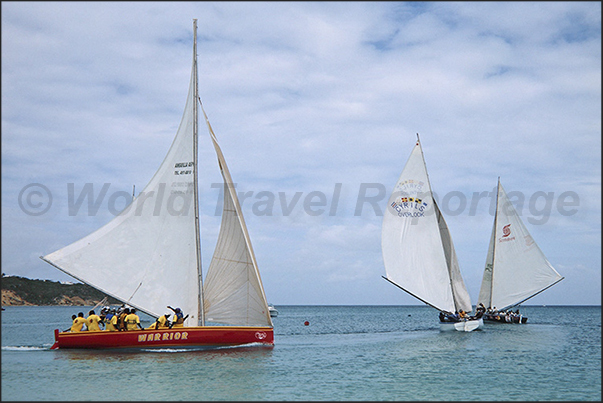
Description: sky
2,1,600,306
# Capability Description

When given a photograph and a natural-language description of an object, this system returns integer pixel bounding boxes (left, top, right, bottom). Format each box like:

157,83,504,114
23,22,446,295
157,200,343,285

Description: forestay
381,137,472,314
477,180,564,310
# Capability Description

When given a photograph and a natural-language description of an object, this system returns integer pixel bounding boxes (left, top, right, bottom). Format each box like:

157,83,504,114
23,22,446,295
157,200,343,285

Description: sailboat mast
192,19,204,327
489,177,501,309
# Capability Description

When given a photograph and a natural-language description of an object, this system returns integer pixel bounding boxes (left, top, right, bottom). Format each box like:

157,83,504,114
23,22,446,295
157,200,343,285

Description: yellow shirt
124,313,141,330
87,314,102,331
146,315,170,330
172,314,184,328
157,315,170,329
70,317,87,332
105,314,118,331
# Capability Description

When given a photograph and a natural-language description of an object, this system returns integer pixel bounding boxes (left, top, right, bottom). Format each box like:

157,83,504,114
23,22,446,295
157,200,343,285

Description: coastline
1,275,119,306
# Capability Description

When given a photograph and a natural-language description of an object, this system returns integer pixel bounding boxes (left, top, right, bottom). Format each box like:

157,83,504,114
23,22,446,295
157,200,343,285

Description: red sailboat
42,19,274,350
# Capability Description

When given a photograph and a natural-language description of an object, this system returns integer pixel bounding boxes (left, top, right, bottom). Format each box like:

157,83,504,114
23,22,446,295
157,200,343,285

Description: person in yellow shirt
146,313,171,330
64,314,76,332
86,310,104,331
70,312,87,332
104,308,119,331
124,308,144,330
167,306,188,328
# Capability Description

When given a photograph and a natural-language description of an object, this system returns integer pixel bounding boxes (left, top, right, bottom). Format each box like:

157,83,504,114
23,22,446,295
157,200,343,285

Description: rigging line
381,276,443,312
501,276,565,311
127,281,144,302
92,297,109,312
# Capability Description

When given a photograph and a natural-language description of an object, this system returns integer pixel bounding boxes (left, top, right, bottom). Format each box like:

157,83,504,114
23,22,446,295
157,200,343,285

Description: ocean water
1,305,600,401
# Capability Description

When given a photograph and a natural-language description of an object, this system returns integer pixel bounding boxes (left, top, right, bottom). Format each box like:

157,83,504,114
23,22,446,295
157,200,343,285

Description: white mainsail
477,179,564,310
381,136,472,313
42,20,272,329
41,51,200,322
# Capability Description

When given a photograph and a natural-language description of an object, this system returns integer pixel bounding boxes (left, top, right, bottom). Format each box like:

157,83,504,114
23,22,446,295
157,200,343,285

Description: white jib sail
200,106,273,327
41,54,201,322
434,199,472,313
480,180,564,310
477,218,497,308
381,137,471,313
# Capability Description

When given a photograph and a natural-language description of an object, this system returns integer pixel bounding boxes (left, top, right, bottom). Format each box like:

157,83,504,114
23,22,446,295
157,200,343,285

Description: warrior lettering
137,331,189,343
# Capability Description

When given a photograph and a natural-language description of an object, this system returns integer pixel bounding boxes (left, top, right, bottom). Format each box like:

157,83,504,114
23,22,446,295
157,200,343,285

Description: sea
1,305,600,401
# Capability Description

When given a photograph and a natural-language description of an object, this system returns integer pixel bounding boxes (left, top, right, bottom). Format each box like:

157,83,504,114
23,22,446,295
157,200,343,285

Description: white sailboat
381,135,483,332
41,20,274,349
477,178,564,324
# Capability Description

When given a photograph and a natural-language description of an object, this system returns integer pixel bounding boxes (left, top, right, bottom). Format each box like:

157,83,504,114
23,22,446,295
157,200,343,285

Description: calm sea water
1,305,600,401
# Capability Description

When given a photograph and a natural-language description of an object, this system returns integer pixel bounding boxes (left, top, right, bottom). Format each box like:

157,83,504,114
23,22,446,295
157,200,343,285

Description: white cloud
2,1,600,305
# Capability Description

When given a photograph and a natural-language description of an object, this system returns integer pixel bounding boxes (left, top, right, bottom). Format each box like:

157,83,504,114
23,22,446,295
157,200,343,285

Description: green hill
1,274,120,306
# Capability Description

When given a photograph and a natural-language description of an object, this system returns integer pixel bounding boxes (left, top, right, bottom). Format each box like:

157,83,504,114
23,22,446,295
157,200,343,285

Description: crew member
167,306,188,328
147,313,171,330
70,312,87,332
124,308,144,330
87,310,104,331
104,308,119,331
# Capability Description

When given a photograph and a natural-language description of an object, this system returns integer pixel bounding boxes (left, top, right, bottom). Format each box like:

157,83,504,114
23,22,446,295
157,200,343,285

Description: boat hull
440,318,484,332
484,313,527,324
50,326,274,350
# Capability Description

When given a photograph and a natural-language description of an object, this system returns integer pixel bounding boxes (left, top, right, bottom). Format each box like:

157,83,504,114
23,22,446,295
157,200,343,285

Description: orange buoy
304,321,309,326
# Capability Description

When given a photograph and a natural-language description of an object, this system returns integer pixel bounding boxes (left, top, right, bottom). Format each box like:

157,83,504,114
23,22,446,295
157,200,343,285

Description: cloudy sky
2,2,600,306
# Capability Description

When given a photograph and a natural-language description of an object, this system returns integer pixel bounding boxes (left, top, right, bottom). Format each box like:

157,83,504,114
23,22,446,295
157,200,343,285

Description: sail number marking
174,161,193,176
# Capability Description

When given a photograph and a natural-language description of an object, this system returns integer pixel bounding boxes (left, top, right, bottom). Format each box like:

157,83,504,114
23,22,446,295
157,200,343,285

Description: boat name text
138,331,188,343
390,196,428,218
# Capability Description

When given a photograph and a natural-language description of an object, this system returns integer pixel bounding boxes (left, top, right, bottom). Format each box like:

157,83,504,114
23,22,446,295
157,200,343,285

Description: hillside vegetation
1,275,120,306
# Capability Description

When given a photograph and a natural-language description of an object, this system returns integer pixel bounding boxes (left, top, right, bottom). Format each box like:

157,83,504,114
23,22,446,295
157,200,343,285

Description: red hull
51,326,274,350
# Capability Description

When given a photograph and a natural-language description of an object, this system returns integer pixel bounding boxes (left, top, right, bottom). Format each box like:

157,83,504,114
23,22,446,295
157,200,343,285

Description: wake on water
2,346,49,351
0,341,272,353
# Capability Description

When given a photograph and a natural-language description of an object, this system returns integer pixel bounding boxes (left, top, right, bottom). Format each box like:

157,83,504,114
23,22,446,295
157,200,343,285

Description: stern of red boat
50,329,60,349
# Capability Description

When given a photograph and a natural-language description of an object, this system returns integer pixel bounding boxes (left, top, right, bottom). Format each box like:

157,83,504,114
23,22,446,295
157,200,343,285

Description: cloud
2,2,600,305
